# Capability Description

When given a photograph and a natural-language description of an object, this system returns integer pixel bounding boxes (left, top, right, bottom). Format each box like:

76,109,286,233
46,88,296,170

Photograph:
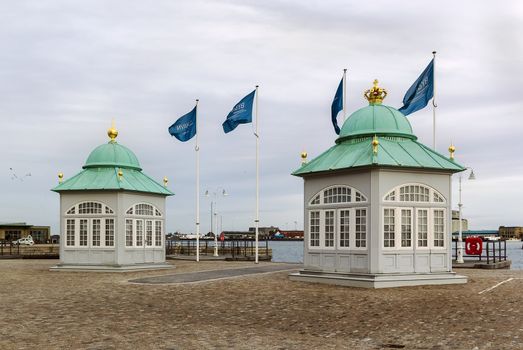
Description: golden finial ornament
372,135,379,154
117,169,123,181
448,144,456,160
301,151,308,165
58,172,64,184
107,119,118,142
163,176,168,187
364,79,388,104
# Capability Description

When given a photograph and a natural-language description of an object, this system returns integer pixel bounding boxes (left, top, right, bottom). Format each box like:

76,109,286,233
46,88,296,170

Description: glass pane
309,211,320,247
384,209,395,247
401,209,412,247
324,211,335,247
355,209,366,248
417,210,428,247
339,210,350,247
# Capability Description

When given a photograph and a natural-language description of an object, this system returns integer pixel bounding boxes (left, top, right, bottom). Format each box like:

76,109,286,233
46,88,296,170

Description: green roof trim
52,167,173,195
293,136,465,176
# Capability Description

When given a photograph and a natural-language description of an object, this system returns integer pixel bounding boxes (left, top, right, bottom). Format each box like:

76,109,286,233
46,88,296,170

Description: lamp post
205,188,228,257
456,168,476,264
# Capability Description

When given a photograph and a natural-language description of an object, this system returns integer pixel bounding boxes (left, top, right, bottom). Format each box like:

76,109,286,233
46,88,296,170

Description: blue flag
331,77,343,135
222,90,255,133
399,59,434,116
168,106,197,142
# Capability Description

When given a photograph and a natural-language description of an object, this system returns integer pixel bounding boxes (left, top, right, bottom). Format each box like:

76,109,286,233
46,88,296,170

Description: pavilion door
135,219,154,263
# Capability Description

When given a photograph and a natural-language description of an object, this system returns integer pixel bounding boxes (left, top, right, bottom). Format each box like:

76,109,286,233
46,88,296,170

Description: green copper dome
84,141,142,170
337,104,415,143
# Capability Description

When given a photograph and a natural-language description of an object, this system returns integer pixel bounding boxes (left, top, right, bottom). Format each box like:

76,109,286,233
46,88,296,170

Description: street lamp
205,188,228,257
456,168,476,264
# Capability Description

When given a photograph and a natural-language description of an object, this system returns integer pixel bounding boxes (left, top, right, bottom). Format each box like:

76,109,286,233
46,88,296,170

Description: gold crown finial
117,169,123,181
58,172,64,183
163,176,168,187
372,135,379,154
364,79,387,104
448,144,456,160
301,151,308,165
108,119,118,142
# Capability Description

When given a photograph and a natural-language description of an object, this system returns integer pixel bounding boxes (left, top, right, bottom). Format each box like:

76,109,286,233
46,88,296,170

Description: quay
1,259,523,349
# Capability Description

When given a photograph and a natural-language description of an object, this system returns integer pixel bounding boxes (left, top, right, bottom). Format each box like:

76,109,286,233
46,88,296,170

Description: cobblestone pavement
1,260,523,350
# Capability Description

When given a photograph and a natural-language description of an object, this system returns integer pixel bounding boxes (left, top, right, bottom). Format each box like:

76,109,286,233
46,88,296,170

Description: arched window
63,201,115,249
383,184,446,204
309,185,368,206
125,203,163,217
125,203,164,249
65,201,115,215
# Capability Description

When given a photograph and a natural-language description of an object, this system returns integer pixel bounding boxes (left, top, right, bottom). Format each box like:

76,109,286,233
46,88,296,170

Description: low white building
290,81,467,288
51,125,173,271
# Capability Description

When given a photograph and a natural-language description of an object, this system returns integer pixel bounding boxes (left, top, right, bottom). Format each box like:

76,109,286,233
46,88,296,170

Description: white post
195,99,200,262
255,85,259,264
342,68,347,122
457,175,464,263
432,51,437,150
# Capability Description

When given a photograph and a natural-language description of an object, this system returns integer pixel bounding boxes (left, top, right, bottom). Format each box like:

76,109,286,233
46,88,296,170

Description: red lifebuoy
465,237,483,255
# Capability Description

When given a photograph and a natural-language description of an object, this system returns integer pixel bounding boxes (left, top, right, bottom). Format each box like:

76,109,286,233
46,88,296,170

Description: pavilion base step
50,263,174,272
289,269,467,289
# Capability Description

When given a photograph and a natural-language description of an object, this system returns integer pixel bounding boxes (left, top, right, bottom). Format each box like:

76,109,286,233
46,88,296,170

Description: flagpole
195,99,200,262
254,85,259,264
432,51,437,150
343,68,347,122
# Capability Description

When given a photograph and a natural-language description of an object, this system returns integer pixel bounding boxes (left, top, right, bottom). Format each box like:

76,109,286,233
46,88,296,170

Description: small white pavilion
51,125,173,271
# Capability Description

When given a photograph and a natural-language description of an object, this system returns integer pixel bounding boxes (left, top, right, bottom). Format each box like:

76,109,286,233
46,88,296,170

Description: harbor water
269,240,523,269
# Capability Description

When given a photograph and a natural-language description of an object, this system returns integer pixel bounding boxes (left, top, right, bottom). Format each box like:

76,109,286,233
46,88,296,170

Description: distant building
249,226,278,238
451,210,468,233
498,226,523,240
274,230,304,239
0,223,51,243
451,230,499,240
222,231,253,239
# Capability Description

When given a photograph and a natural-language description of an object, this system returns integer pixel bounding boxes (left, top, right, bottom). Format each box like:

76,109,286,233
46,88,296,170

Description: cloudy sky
1,0,522,234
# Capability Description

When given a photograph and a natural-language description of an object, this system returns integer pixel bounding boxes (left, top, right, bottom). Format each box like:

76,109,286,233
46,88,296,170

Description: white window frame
383,207,447,250
308,210,321,248
337,207,367,250
63,218,116,249
323,210,336,249
416,208,429,249
125,203,163,217
383,183,446,204
308,207,368,251
308,185,368,206
399,208,413,249
382,207,397,249
126,218,164,249
65,201,115,216
432,208,446,249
